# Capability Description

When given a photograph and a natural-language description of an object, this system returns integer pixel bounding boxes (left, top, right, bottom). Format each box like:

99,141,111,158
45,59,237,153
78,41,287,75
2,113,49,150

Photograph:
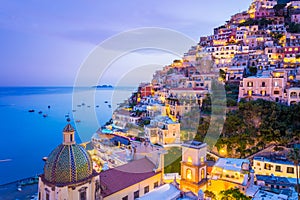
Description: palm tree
288,148,300,200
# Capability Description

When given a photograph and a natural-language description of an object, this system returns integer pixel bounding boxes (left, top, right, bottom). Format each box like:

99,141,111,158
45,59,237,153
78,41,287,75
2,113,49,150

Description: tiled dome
44,143,93,185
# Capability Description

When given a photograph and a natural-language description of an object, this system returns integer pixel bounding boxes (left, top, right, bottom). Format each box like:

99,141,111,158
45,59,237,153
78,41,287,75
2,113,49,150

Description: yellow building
100,157,163,200
253,156,300,179
144,116,181,145
180,141,207,194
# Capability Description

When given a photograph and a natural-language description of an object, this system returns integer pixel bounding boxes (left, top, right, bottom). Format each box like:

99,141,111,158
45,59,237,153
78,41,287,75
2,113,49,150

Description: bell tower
62,123,75,145
180,141,207,194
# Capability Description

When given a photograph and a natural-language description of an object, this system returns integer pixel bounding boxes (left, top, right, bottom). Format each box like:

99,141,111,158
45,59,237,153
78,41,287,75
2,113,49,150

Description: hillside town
34,0,300,200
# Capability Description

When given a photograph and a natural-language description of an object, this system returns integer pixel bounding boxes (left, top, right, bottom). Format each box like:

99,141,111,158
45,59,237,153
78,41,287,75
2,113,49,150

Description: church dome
43,124,93,186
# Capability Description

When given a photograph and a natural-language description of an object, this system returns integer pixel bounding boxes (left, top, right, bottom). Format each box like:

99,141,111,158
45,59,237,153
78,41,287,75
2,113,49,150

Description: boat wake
0,159,12,163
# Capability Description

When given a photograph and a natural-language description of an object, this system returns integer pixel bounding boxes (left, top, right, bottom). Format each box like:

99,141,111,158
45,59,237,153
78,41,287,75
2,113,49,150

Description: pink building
291,14,300,24
254,8,275,19
238,73,285,102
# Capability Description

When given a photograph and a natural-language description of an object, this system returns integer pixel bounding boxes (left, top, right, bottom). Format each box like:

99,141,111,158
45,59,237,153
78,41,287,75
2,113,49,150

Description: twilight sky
0,0,251,86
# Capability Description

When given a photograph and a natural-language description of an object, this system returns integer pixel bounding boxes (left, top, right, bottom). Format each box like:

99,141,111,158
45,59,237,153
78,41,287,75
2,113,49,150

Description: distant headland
93,85,114,89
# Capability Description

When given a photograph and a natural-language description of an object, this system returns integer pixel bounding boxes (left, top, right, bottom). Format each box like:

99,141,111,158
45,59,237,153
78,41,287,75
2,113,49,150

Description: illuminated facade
238,73,285,102
210,158,252,193
226,66,245,81
284,46,300,67
248,0,277,19
144,116,181,145
287,87,300,105
253,157,300,179
180,141,207,194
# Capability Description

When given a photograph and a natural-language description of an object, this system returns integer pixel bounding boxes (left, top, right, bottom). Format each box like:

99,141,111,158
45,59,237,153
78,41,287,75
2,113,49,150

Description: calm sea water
0,87,134,184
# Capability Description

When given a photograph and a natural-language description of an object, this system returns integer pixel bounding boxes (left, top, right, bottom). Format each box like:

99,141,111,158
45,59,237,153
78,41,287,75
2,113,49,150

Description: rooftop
136,184,180,200
253,156,295,166
256,175,294,187
252,189,289,200
214,158,250,172
170,87,206,91
182,141,207,149
100,157,158,197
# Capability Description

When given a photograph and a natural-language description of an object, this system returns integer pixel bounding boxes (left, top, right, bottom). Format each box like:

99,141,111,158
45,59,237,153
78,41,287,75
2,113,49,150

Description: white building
287,87,300,105
211,158,252,191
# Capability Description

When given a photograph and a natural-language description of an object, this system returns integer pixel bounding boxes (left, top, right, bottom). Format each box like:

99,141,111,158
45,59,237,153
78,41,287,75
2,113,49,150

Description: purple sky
0,0,251,86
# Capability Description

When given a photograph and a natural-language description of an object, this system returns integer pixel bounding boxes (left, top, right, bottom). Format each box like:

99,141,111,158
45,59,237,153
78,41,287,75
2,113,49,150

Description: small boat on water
48,105,51,109
65,113,69,117
108,105,111,108
96,105,100,108
82,103,85,106
18,176,39,187
75,120,81,123
77,104,81,107
43,114,48,118
38,111,42,114
104,101,108,103
72,110,76,112
28,109,35,113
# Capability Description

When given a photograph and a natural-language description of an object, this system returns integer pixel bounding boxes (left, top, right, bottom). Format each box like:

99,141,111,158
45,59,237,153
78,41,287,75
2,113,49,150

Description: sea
0,86,134,185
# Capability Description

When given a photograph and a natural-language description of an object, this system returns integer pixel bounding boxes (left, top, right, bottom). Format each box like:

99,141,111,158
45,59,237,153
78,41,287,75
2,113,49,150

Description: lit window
187,156,193,164
287,167,294,174
186,169,192,180
200,157,204,163
201,168,205,179
275,165,281,172
248,90,252,96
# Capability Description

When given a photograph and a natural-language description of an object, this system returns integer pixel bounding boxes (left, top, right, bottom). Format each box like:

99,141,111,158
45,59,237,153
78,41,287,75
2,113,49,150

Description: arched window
262,82,265,87
186,169,192,180
291,92,297,98
79,187,87,200
201,168,205,179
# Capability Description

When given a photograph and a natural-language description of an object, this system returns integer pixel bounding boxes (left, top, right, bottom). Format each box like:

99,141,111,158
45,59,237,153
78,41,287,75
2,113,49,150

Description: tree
204,190,216,200
288,148,300,200
219,188,251,200
248,66,257,76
